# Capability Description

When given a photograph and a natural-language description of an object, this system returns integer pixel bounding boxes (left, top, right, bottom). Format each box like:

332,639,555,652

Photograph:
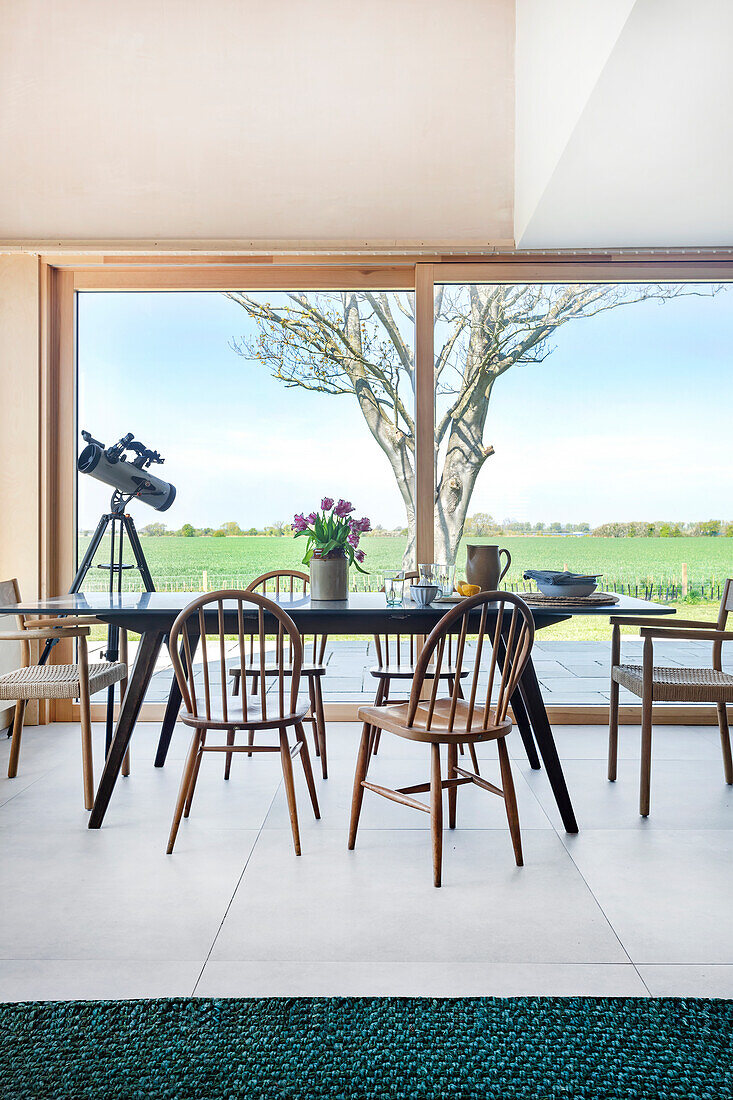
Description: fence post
681,563,688,598
202,569,208,592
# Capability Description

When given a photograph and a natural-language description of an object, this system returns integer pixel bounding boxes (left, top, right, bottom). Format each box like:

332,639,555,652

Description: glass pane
433,281,733,702
77,289,415,702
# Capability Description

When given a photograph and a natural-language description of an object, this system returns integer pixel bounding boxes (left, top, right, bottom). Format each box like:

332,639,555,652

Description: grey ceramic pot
310,555,349,601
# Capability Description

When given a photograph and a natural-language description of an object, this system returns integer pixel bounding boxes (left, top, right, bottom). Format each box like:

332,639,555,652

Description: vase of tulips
292,498,370,601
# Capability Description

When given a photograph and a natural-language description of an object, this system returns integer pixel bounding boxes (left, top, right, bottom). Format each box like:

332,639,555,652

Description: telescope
78,431,176,512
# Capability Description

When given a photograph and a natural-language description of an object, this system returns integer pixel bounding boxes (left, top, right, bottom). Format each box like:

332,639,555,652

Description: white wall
516,0,733,248
0,0,514,246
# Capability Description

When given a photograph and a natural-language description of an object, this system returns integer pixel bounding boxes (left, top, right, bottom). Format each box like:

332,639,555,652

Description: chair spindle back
169,590,303,723
246,570,327,666
406,591,534,734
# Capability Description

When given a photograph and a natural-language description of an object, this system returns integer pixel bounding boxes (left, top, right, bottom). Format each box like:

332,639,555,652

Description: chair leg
184,733,206,818
78,641,94,811
430,743,443,887
279,728,301,856
368,680,385,755
608,676,620,781
373,679,389,755
295,722,320,819
348,723,372,849
307,680,320,757
247,730,255,758
7,699,27,778
447,742,458,829
497,736,523,866
232,671,240,697
313,677,328,780
717,703,733,785
639,687,653,817
119,640,130,777
167,730,202,854
468,742,481,775
224,729,235,779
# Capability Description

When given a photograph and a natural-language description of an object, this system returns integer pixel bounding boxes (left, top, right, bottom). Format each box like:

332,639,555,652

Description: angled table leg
509,679,541,770
499,634,541,770
518,658,578,834
154,632,199,768
89,629,165,829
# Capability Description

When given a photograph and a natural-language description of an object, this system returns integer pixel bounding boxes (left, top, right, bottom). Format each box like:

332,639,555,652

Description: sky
77,284,733,531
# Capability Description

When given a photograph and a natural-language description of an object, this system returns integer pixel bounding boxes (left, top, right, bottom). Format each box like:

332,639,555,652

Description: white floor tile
0,960,201,1002
638,964,733,998
562,829,733,964
210,828,626,965
196,960,648,998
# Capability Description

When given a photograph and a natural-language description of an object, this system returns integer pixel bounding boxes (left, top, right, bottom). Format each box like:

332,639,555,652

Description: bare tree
228,284,716,565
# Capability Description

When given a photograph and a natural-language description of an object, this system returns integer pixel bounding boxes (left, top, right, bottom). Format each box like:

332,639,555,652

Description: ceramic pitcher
464,543,511,591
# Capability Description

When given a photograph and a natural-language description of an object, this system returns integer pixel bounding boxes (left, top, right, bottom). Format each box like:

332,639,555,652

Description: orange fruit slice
457,582,481,597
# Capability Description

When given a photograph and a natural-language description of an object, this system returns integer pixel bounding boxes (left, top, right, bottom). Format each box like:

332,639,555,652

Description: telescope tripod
41,493,155,753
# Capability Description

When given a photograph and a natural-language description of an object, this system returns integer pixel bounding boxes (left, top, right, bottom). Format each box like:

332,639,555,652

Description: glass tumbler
383,570,405,606
435,564,456,597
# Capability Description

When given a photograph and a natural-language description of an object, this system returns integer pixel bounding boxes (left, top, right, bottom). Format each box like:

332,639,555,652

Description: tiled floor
1,717,732,1001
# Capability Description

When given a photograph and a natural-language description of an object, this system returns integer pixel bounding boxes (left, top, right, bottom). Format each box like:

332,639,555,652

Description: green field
77,533,732,642
79,533,733,594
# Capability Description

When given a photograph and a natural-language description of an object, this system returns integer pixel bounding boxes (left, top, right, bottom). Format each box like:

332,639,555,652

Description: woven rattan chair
227,570,329,778
0,578,127,809
166,589,320,855
350,591,534,886
609,577,733,816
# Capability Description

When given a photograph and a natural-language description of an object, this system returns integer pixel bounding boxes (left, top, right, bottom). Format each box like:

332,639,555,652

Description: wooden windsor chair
0,578,128,809
369,572,476,770
166,589,320,855
227,570,329,778
349,591,535,886
609,576,733,816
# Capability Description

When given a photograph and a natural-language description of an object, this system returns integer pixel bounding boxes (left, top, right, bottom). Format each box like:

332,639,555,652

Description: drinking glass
435,563,456,597
383,570,405,606
418,563,439,584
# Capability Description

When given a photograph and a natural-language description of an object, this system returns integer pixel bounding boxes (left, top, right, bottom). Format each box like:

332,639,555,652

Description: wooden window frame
42,252,733,725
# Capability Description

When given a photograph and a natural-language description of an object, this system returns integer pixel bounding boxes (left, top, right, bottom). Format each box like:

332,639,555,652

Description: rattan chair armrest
29,616,102,628
638,627,733,642
610,615,677,628
0,627,90,640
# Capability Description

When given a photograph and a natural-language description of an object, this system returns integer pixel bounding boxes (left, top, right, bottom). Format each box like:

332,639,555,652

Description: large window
72,271,733,708
77,290,415,593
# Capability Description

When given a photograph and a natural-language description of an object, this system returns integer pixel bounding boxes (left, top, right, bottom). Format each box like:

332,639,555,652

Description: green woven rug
1,996,732,1099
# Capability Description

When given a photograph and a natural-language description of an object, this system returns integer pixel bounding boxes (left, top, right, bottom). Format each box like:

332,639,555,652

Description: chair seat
357,698,512,743
0,661,126,701
229,664,326,680
181,703,309,731
613,663,733,702
369,664,469,680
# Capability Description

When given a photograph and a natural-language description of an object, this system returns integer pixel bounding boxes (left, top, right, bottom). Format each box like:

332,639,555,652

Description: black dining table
1,590,674,833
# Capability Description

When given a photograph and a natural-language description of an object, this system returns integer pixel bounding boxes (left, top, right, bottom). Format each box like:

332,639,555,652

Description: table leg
509,681,541,770
154,632,199,768
89,630,165,829
499,635,541,770
518,658,578,834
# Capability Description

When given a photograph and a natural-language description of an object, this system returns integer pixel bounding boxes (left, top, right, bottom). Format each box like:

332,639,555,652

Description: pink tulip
355,549,365,563
292,513,308,532
321,497,334,510
334,499,354,517
306,512,318,524
347,530,360,548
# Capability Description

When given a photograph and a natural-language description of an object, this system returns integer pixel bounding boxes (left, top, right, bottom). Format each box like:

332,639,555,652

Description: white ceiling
516,0,733,248
0,0,514,246
1,0,731,250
